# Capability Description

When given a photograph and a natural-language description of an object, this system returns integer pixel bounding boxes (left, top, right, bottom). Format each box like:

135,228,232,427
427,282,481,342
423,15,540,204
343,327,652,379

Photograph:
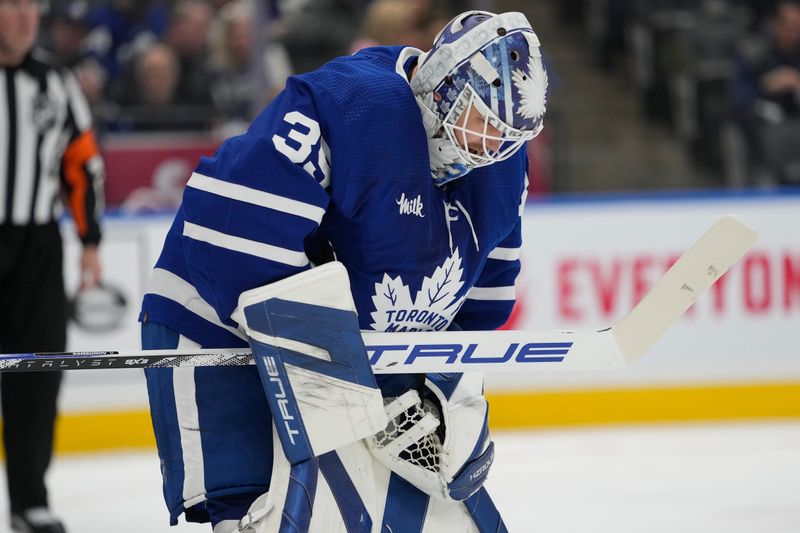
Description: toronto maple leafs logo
370,249,466,332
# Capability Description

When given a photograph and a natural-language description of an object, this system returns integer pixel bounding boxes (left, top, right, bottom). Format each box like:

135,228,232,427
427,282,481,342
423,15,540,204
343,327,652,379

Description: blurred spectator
73,59,108,106
41,0,91,68
351,0,453,51
278,0,366,74
84,0,169,85
351,0,422,50
733,0,800,184
111,43,212,131
40,0,108,106
209,0,254,124
163,0,214,107
133,43,180,107
207,0,293,135
39,0,498,138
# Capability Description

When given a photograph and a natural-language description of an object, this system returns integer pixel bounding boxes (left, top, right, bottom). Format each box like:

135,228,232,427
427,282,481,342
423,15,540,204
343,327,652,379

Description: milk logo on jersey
396,193,424,217
371,249,466,332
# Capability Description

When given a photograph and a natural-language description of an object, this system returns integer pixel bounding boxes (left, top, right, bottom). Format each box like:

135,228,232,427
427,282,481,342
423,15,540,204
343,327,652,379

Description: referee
1,1,104,532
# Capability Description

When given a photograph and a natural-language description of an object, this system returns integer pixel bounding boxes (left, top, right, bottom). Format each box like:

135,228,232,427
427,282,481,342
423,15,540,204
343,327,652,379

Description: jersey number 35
272,111,331,187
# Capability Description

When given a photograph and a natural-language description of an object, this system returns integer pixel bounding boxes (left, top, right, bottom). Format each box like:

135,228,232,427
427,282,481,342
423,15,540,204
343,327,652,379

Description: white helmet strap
468,53,499,85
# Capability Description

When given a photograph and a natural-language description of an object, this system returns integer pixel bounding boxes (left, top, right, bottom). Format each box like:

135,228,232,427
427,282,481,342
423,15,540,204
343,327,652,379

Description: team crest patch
32,94,58,132
370,249,466,332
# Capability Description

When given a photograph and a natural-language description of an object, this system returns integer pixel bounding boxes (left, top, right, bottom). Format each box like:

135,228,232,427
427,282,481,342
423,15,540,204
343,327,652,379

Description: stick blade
613,215,758,364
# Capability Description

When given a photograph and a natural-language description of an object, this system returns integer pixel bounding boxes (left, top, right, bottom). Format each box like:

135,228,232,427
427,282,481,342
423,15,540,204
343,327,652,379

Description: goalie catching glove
366,372,495,502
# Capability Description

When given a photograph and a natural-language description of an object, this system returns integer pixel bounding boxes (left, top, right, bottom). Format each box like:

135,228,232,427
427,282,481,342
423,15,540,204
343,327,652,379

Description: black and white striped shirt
0,50,104,244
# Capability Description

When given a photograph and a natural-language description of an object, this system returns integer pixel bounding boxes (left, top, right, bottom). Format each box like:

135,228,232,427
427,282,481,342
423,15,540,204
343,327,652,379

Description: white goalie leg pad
239,427,382,533
231,262,387,463
236,424,478,533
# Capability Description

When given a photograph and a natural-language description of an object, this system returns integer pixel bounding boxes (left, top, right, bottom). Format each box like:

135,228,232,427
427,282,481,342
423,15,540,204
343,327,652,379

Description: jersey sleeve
180,76,336,328
60,69,105,245
453,172,528,331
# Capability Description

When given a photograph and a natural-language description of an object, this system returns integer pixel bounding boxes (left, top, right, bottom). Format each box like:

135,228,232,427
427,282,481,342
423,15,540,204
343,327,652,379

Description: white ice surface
1,422,798,532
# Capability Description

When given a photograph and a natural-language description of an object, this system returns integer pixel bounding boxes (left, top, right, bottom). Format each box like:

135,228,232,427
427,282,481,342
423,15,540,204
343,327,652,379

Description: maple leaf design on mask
511,34,548,122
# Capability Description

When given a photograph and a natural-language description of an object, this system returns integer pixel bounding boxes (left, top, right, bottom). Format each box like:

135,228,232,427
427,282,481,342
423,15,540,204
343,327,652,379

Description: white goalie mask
411,11,548,186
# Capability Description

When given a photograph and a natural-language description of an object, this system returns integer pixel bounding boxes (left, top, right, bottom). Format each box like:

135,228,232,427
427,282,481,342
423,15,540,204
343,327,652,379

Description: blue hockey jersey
140,45,527,526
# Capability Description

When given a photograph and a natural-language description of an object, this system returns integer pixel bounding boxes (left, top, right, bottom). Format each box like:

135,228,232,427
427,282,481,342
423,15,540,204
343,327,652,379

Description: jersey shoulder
234,47,429,186
298,46,418,126
298,47,429,180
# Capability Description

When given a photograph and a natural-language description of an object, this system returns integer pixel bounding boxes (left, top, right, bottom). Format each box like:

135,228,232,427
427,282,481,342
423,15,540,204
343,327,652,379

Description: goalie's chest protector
310,47,527,332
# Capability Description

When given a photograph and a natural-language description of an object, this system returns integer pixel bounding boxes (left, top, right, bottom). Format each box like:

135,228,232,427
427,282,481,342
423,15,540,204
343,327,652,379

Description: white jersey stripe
35,71,67,223
63,70,92,132
519,172,529,217
11,72,37,224
487,246,520,261
187,172,325,223
466,285,516,301
33,132,59,224
183,221,309,267
172,336,205,508
147,268,246,339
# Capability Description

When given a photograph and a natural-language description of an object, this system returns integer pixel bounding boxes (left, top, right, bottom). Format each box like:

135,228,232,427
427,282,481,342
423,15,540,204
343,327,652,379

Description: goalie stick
0,216,757,374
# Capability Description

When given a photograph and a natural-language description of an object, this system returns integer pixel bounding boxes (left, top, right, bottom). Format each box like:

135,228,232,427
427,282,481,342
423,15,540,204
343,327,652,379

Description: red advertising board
101,134,220,209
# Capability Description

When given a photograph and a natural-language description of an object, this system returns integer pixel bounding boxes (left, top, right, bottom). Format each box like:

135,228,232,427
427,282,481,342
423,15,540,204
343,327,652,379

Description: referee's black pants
0,223,66,513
